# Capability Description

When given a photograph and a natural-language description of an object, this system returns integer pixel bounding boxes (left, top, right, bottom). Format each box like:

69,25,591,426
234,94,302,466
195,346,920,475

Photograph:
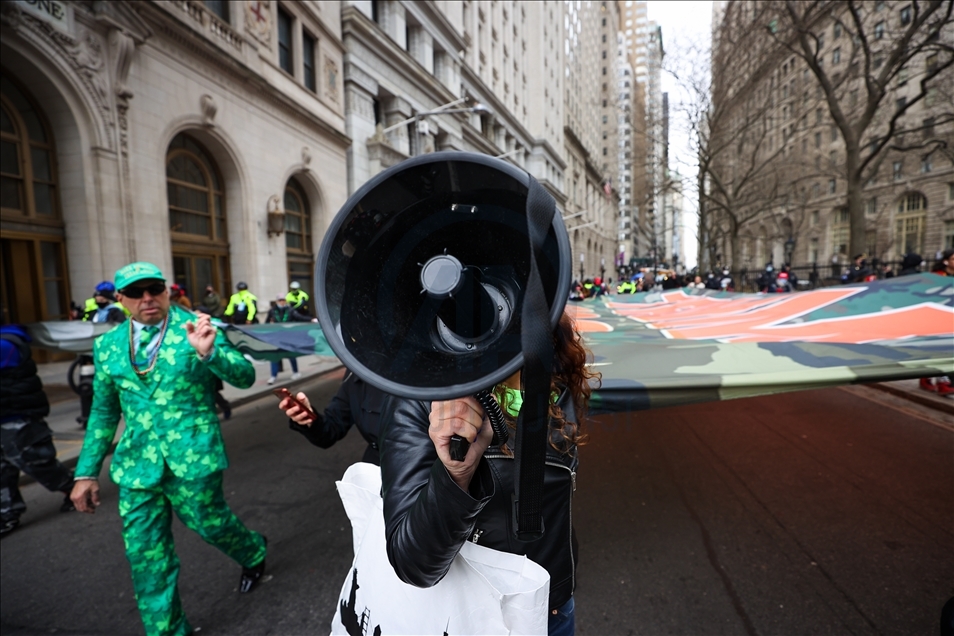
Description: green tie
137,325,160,366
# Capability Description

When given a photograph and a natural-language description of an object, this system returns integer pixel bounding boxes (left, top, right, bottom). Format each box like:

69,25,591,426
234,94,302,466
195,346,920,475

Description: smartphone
273,387,318,422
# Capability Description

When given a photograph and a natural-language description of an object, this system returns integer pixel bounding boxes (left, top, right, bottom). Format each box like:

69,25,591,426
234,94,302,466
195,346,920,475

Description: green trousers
118,469,266,636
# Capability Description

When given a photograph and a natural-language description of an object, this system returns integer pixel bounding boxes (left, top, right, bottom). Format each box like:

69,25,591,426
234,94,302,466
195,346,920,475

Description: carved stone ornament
245,0,272,48
301,146,312,169
108,28,136,101
200,94,217,127
324,56,339,103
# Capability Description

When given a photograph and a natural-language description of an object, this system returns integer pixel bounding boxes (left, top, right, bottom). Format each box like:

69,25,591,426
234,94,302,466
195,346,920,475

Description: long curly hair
494,311,600,454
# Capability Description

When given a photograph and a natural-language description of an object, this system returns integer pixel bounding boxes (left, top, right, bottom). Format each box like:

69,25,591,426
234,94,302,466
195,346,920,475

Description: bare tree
769,0,953,258
669,10,790,282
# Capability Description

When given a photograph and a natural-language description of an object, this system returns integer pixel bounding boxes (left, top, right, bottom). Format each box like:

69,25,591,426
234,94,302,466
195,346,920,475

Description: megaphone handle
449,390,510,461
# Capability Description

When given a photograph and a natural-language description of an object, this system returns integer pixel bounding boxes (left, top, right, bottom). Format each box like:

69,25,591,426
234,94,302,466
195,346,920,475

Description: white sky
647,1,714,269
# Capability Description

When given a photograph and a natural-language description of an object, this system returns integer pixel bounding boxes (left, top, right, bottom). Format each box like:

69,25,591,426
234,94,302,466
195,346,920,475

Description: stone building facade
341,0,566,204
1,0,349,326
709,0,954,274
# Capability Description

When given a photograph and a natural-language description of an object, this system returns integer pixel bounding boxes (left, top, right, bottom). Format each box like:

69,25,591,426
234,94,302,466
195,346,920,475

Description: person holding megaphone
379,311,596,635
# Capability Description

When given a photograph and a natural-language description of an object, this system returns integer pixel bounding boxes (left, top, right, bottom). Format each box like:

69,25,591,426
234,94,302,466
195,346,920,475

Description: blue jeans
269,358,298,377
548,596,575,636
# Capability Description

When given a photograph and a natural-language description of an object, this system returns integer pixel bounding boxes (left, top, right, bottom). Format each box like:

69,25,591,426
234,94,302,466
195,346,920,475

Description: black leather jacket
380,390,579,611
289,373,385,464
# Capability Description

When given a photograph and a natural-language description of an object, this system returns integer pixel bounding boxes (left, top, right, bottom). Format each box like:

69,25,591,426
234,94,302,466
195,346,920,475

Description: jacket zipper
482,453,577,590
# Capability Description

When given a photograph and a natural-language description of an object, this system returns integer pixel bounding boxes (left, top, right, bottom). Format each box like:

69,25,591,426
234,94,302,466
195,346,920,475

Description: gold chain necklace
129,316,169,376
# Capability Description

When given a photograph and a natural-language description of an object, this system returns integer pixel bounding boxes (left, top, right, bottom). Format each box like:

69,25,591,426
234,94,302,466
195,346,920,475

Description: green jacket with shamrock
75,304,255,488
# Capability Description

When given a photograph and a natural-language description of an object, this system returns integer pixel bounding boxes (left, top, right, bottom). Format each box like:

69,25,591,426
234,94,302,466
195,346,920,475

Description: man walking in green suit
70,262,267,636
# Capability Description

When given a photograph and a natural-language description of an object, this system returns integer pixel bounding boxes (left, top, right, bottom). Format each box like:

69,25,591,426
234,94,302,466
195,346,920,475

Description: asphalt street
1,372,951,636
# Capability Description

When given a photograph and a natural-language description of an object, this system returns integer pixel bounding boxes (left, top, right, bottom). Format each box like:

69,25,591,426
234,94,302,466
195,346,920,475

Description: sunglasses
121,282,167,299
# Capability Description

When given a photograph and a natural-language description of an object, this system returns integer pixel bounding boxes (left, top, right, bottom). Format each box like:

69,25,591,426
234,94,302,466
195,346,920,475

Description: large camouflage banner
24,273,953,412
574,273,953,412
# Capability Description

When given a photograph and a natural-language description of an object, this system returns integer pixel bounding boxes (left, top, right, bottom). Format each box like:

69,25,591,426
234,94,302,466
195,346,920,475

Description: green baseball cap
114,261,166,291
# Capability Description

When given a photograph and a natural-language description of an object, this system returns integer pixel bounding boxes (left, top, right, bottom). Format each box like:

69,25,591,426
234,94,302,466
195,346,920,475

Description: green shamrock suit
75,304,254,484
75,305,265,636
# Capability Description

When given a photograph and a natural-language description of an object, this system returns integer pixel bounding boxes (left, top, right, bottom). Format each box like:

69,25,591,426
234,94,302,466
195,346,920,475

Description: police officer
285,281,310,315
224,281,258,324
82,282,127,324
616,279,637,294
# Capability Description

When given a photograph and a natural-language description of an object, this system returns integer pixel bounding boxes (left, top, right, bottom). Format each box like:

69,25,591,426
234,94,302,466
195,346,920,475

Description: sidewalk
867,377,954,415
31,354,342,480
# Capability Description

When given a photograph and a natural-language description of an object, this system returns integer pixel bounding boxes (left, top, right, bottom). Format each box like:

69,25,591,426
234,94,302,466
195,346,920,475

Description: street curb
868,382,954,416
20,364,344,487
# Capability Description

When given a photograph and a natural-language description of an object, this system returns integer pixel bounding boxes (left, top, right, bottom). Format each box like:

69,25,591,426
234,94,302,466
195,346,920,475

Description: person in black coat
1,325,75,536
376,312,596,634
278,372,386,465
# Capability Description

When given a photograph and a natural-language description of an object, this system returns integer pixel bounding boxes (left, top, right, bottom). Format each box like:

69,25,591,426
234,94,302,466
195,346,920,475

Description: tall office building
619,0,664,263
564,0,618,281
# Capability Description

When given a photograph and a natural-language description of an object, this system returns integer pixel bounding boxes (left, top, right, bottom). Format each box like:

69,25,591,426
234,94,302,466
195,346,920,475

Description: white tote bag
330,462,550,636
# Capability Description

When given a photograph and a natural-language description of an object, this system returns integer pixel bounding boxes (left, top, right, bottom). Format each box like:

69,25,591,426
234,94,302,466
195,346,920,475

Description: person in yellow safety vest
82,281,128,323
224,282,258,324
285,281,310,315
617,279,637,294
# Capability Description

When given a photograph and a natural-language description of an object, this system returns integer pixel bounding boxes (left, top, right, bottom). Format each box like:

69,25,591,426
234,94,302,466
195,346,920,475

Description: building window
203,0,230,23
811,210,819,226
830,151,837,167
1,74,70,325
866,198,877,215
812,182,820,198
831,125,838,142
927,53,939,73
834,22,842,38
602,67,607,75
893,161,903,180
900,5,912,25
896,96,907,111
277,6,294,75
829,178,836,194
284,176,313,302
167,133,231,302
921,155,932,173
832,208,849,256
815,132,821,148
874,21,885,39
303,31,316,92
810,237,819,262
923,117,936,138
895,192,927,256
832,47,841,64
816,108,822,125
945,220,954,250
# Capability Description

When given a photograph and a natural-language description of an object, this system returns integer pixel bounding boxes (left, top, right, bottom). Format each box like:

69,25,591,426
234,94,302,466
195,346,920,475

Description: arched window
284,176,313,304
1,73,69,326
167,133,230,299
895,192,927,256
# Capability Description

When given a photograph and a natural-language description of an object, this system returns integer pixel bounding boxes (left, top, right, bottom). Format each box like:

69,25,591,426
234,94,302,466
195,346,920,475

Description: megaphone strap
511,175,557,542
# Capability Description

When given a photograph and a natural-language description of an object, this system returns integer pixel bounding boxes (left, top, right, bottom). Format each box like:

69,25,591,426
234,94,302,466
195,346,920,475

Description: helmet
237,281,248,290
290,281,301,290
95,281,116,294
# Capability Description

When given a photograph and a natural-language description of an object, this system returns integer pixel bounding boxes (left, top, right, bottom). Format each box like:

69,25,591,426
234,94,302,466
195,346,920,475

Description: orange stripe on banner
667,304,953,343
566,305,601,319
574,319,613,333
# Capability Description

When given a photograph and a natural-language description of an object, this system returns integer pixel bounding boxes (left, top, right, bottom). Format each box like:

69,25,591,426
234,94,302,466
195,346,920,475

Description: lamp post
579,253,585,281
382,99,492,135
600,257,606,281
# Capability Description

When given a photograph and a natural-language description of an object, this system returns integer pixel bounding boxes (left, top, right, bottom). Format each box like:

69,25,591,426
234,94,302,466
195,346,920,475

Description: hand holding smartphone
274,387,318,423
